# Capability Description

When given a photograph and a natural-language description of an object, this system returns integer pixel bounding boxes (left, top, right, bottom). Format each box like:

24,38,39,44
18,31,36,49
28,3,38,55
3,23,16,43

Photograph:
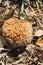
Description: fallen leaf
36,37,43,49
34,29,43,36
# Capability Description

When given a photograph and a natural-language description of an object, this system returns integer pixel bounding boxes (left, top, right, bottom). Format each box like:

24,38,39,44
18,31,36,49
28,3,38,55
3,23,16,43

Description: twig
0,48,11,51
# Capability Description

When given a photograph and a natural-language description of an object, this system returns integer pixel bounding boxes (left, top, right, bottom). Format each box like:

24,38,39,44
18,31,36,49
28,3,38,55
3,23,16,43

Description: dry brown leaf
36,37,43,48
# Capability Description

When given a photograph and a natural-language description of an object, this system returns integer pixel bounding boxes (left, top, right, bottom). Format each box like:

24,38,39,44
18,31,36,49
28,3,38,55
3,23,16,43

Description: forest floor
0,0,43,65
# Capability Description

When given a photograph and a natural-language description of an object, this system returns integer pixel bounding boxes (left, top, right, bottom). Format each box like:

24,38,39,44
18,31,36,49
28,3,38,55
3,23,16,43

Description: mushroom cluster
2,17,33,48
